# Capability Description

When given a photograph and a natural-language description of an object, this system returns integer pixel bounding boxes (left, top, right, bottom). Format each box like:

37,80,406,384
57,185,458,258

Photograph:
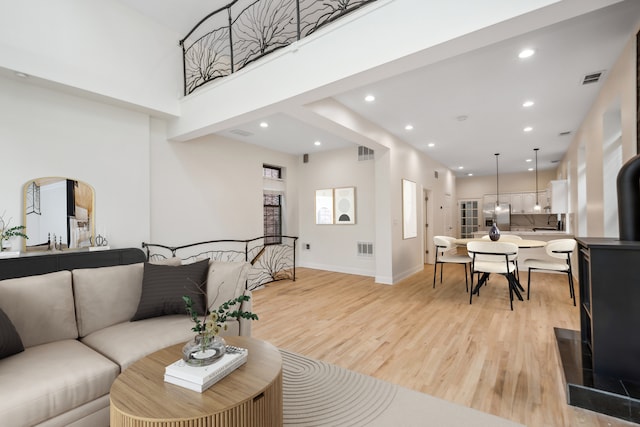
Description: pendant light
534,148,541,212
489,153,502,240
495,153,501,213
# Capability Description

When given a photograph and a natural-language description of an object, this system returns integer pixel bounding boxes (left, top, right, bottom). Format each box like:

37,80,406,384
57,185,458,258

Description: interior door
444,194,453,236
423,189,431,264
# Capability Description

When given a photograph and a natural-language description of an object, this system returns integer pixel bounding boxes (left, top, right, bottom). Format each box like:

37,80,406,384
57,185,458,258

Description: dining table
452,237,547,301
452,237,547,249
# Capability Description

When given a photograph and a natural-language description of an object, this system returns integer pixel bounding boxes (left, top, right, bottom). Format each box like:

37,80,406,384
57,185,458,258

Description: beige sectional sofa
0,259,252,427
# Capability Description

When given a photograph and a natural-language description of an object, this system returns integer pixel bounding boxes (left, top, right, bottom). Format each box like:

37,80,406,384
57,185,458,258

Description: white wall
149,120,299,245
295,142,455,281
297,147,376,276
0,0,182,116
391,137,456,281
301,98,456,283
558,25,639,238
0,75,151,249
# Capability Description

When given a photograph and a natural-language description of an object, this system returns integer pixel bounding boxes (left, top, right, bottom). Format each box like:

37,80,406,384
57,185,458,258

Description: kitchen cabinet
483,194,496,207
483,194,510,208
511,192,538,213
498,193,511,206
511,193,523,213
548,180,568,213
524,192,538,212
485,191,550,214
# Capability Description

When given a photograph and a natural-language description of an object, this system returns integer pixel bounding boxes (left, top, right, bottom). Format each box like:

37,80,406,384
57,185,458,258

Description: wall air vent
358,146,374,161
357,242,374,257
230,129,253,137
559,131,572,136
582,71,605,85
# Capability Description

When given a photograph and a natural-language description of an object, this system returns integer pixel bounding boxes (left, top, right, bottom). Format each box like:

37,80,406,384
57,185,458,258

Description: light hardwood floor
251,265,635,427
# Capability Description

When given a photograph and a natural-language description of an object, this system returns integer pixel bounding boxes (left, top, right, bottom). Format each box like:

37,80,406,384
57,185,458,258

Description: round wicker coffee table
110,336,283,427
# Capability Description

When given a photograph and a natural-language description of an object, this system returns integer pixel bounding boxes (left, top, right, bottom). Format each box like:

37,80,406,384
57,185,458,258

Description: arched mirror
23,177,95,251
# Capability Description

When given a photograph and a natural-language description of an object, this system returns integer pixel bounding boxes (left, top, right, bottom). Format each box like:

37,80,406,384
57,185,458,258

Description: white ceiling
116,0,640,177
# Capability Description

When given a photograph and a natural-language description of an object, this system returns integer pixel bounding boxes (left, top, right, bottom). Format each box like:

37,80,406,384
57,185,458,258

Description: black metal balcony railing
180,0,377,95
142,236,298,291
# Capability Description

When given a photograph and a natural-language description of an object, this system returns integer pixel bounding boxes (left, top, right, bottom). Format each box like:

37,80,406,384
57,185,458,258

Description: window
603,105,621,237
263,165,281,179
264,194,282,245
263,164,284,244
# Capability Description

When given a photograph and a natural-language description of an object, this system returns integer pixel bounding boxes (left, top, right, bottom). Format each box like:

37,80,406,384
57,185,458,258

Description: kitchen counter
473,231,573,239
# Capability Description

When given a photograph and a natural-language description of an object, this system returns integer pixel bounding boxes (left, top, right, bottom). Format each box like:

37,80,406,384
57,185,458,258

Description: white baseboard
298,261,375,278
298,262,425,286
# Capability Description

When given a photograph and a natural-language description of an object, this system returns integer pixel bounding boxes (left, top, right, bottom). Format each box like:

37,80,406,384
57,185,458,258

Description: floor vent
582,71,604,85
358,146,374,161
230,129,253,137
357,242,374,257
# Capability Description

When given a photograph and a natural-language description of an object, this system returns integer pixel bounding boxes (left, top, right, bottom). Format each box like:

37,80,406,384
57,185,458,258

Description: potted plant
0,212,28,252
182,293,258,366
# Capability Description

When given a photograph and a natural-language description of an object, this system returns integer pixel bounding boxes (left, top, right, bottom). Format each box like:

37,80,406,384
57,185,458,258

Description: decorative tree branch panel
143,236,298,291
180,0,378,95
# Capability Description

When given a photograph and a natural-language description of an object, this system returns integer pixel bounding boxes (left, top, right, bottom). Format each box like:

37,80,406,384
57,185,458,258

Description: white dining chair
480,234,522,280
521,238,577,306
467,241,520,310
433,236,472,291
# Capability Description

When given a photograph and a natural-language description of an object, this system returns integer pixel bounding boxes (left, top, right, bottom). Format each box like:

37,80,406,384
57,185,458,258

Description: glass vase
489,222,501,241
182,334,226,367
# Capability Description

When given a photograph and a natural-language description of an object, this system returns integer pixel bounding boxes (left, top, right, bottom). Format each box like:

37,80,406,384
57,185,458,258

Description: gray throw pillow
0,307,24,359
131,259,209,321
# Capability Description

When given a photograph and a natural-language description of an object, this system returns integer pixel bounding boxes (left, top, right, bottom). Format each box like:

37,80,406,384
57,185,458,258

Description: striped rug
280,350,524,427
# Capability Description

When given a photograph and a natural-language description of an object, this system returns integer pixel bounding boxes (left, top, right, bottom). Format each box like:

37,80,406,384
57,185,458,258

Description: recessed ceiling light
404,124,414,131
523,126,533,132
526,158,532,162
314,140,322,146
364,94,375,102
522,100,534,107
259,122,269,128
518,48,535,59
467,173,473,177
427,143,435,148
528,167,534,171
458,166,464,170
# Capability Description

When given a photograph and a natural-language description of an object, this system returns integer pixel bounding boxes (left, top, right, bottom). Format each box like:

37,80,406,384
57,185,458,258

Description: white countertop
473,230,574,239
509,230,571,235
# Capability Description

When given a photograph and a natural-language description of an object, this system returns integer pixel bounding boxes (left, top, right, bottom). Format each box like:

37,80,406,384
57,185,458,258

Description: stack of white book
164,347,248,392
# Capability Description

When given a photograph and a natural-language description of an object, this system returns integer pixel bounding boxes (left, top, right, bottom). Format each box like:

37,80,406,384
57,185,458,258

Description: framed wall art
402,179,417,239
315,189,334,224
334,187,355,224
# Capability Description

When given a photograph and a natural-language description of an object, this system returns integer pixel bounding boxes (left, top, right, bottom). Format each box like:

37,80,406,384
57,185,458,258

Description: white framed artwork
315,189,334,225
402,179,417,239
334,187,355,225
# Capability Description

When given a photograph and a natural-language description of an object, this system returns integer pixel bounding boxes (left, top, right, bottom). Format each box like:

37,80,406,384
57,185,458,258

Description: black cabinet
0,248,146,280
